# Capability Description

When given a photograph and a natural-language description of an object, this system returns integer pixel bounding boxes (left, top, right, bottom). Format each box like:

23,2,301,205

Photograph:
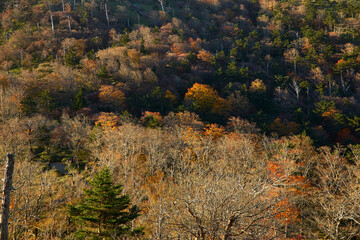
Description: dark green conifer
73,88,87,110
97,66,112,83
65,47,80,67
140,38,146,55
68,168,143,239
38,90,55,114
120,33,130,46
20,95,38,116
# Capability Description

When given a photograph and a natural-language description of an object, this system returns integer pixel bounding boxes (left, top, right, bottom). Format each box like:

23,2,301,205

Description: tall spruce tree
73,88,87,110
68,168,143,239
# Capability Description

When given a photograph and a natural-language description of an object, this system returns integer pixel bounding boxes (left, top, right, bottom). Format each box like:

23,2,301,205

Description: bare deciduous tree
308,146,360,240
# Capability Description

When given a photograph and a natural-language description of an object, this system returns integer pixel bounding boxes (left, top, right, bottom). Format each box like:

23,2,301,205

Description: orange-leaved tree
98,84,125,112
95,112,120,132
265,135,314,238
185,83,231,117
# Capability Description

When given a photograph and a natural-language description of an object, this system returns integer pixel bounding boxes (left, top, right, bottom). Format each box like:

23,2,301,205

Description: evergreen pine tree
120,33,130,46
140,38,146,55
68,168,143,239
73,88,87,110
226,61,238,80
97,65,112,84
38,90,55,115
65,47,80,67
20,95,38,116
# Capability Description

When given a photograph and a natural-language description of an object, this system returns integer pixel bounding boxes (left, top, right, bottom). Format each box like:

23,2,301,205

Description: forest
0,0,360,239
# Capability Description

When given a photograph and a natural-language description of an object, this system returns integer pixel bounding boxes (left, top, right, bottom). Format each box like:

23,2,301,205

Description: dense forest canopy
1,0,360,239
2,0,360,144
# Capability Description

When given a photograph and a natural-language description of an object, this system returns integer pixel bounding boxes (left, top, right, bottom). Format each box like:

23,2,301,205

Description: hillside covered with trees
1,0,360,239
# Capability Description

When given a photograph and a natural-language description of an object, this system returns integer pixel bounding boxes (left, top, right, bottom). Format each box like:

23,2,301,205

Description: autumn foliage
185,83,231,117
2,0,360,238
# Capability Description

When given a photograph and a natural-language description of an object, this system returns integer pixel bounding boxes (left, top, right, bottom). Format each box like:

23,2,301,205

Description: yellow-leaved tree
98,84,125,112
185,83,231,117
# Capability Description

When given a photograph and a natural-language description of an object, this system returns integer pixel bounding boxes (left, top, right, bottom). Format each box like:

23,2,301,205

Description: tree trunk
340,71,343,89
46,0,55,37
105,2,109,27
20,51,23,67
307,87,310,115
0,154,15,240
157,205,163,240
222,216,235,240
50,13,55,36
158,0,165,11
67,15,72,32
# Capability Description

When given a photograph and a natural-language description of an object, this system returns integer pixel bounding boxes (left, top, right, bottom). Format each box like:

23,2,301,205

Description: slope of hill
1,0,360,239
